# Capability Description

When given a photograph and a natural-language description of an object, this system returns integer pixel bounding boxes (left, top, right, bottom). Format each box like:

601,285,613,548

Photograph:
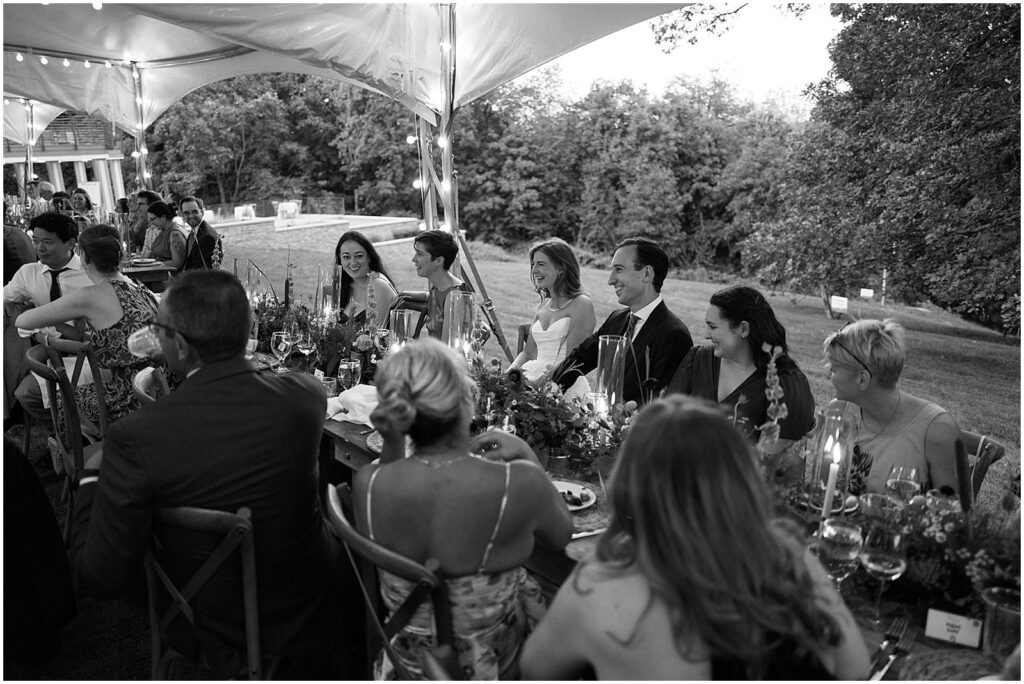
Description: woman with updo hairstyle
333,230,397,326
144,200,186,270
509,238,596,394
521,396,870,679
353,338,572,679
823,318,960,494
16,224,159,424
667,285,815,452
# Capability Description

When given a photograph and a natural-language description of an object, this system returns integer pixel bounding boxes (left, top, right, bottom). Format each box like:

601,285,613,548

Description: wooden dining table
122,262,176,291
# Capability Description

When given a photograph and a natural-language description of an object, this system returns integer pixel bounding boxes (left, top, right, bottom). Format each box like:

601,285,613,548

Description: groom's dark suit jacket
552,300,693,405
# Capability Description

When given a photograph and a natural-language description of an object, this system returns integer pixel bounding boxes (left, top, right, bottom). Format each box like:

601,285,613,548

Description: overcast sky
534,4,843,113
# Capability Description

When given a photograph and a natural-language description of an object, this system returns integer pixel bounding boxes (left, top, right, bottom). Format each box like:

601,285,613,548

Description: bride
510,238,595,397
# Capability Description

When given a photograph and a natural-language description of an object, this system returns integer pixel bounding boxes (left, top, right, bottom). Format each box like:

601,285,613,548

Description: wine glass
813,518,864,591
294,332,317,371
270,331,295,374
886,464,921,504
244,318,258,361
859,523,907,628
337,359,362,391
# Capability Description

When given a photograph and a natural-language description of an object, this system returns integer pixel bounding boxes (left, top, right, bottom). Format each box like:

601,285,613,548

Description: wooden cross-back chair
132,366,171,405
145,506,269,680
958,430,1007,503
324,483,459,680
24,336,107,544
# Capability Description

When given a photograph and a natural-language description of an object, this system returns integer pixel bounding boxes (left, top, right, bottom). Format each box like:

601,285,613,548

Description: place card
924,608,982,648
313,368,324,380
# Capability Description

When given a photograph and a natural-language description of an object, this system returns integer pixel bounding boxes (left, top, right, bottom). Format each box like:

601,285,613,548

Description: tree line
143,4,1018,334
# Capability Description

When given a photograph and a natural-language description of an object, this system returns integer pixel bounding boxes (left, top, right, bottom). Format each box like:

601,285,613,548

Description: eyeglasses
145,318,190,343
831,322,872,375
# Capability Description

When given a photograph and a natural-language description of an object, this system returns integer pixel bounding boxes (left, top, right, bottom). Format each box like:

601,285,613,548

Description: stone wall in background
213,216,420,254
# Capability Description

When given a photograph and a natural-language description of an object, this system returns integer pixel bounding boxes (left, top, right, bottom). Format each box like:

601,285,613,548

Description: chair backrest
959,429,1006,501
25,343,89,485
133,366,170,405
324,483,454,679
31,332,109,440
145,506,262,680
390,290,428,339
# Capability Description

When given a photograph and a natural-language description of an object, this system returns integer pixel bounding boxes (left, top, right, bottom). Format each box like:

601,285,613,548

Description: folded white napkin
326,384,379,426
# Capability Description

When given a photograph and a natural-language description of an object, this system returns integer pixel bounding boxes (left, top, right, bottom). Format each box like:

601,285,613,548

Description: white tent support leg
46,162,64,191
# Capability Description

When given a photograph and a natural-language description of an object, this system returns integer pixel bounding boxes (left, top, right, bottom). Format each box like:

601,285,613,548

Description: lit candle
314,264,322,313
820,441,842,521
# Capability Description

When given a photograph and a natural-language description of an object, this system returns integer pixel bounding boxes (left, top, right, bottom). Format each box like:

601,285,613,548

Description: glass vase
596,334,628,408
442,290,478,357
807,405,859,513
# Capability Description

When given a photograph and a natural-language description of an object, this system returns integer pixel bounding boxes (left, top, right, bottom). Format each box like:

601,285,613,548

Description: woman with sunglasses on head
16,224,159,424
666,285,815,453
823,318,959,494
521,396,870,679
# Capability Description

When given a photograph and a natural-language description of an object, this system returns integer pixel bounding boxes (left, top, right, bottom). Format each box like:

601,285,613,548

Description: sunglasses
831,322,872,375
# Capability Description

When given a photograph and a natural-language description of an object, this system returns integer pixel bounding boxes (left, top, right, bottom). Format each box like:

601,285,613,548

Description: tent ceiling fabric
4,3,681,135
3,100,66,147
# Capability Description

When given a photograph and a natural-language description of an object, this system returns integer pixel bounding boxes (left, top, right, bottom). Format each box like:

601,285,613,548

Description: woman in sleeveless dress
509,238,595,396
823,318,960,494
333,230,397,328
16,224,159,425
521,396,870,680
354,339,572,679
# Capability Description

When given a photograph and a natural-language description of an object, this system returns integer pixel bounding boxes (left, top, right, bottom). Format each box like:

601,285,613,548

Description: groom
551,237,692,406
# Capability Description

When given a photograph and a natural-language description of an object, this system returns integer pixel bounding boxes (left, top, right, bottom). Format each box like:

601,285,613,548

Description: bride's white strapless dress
521,318,591,401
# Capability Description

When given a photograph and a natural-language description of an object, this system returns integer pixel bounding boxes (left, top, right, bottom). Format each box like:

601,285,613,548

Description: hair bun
370,388,416,435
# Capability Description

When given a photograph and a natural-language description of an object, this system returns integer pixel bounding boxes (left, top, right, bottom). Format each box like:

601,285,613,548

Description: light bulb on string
39,56,48,65
135,96,143,105
130,150,140,158
440,41,452,51
16,53,24,62
437,135,448,149
135,122,144,130
3,99,8,106
104,60,112,68
140,147,148,154
441,180,451,193
412,179,423,190
92,2,103,9
406,135,416,145
62,58,70,68
143,171,152,179
83,60,91,68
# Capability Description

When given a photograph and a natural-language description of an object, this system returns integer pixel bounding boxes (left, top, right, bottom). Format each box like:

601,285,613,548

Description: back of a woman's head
598,396,841,670
710,286,788,367
374,338,474,448
529,238,583,298
147,201,175,221
823,318,905,388
78,224,122,273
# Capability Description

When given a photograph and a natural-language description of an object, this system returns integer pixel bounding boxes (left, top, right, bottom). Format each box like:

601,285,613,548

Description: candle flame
823,434,834,454
831,442,842,464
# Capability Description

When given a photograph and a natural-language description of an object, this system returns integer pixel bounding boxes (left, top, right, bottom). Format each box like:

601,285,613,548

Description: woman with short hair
521,396,870,680
16,224,159,423
823,318,960,494
354,338,571,679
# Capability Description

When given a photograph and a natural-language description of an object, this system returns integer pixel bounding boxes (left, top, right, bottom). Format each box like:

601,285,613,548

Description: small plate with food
130,257,159,266
551,480,596,512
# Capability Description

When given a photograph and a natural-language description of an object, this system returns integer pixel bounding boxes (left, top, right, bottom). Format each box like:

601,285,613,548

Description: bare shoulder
572,293,595,311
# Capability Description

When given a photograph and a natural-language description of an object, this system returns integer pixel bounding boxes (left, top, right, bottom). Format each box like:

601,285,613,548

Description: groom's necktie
624,313,640,343
48,267,69,301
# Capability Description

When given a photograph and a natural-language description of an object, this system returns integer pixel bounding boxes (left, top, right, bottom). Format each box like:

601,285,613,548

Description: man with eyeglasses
68,270,365,677
3,213,92,428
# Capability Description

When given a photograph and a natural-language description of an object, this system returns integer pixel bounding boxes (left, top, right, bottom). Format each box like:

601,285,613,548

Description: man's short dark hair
164,271,249,363
137,190,162,205
616,236,670,292
29,212,78,242
413,230,459,270
178,196,204,212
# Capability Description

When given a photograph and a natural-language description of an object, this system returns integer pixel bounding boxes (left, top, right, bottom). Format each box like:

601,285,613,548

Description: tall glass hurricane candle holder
442,290,478,359
596,334,628,409
808,405,859,515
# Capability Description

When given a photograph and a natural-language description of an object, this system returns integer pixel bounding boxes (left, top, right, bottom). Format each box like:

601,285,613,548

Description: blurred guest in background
16,224,158,425
178,196,221,271
356,338,571,679
332,230,396,325
4,203,36,285
70,188,99,227
509,237,595,396
129,189,162,252
26,181,55,218
823,318,959,494
50,191,72,213
667,285,815,452
144,201,186,271
522,396,870,680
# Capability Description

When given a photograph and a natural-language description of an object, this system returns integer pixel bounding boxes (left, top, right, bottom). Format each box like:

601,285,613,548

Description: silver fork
870,617,908,673
871,628,915,680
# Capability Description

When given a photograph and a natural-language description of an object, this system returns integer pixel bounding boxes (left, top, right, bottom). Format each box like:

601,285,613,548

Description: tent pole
132,63,151,191
24,100,35,200
416,116,436,230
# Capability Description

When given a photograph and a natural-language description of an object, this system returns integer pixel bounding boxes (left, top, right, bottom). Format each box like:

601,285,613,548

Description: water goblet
337,359,362,391
814,518,863,590
294,332,317,371
885,464,921,504
270,331,295,374
859,523,907,628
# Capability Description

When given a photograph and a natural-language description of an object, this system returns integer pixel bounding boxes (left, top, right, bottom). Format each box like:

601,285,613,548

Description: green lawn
226,237,1021,459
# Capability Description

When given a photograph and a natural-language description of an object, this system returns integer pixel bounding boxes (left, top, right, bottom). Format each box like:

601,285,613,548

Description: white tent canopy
4,3,681,136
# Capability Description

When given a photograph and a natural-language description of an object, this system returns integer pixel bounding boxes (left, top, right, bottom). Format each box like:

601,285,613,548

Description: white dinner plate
551,480,596,512
130,257,159,266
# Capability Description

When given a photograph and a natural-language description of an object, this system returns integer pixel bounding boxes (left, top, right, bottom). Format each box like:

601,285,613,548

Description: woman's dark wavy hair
333,231,394,308
710,285,789,370
146,201,176,221
78,224,122,274
596,396,843,675
71,188,94,210
528,238,584,301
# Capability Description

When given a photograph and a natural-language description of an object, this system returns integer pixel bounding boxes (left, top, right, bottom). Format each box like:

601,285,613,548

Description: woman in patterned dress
16,223,159,425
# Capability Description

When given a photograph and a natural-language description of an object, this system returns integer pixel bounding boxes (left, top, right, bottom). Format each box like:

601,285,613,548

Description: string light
140,147,148,154
135,96,143,104
437,135,448,149
406,135,416,145
15,53,24,62
440,41,452,51
39,56,48,65
92,2,103,9
3,99,8,106
135,122,144,130
104,60,112,68
441,180,451,192
130,151,141,158
143,171,152,179
83,60,91,68
62,58,70,68
412,179,423,190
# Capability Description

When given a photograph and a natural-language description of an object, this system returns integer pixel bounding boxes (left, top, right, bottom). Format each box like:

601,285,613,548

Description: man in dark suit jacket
69,270,362,676
552,237,693,406
179,196,222,270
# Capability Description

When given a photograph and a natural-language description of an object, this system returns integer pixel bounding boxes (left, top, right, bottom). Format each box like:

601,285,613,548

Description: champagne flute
814,518,864,590
886,464,921,504
295,332,316,371
859,523,907,628
270,331,295,374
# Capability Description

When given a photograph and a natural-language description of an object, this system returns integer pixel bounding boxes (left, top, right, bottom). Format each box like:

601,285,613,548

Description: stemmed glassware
270,331,295,374
859,522,907,628
337,359,362,391
294,331,316,371
245,318,258,361
886,464,920,504
812,518,863,592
